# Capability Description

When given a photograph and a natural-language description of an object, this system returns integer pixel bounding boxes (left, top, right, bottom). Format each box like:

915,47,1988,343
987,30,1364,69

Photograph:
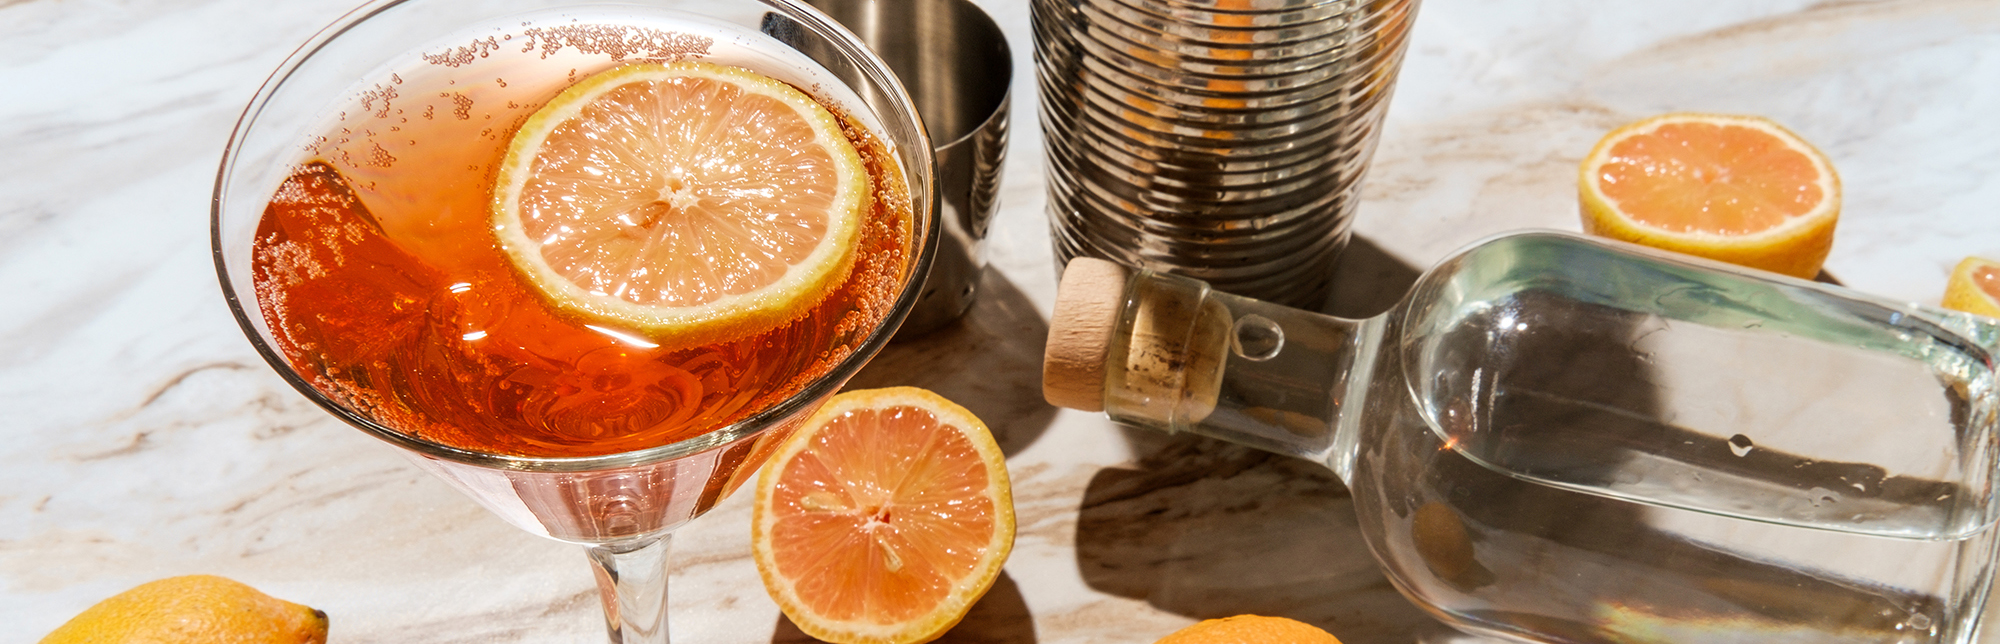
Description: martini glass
211,0,937,641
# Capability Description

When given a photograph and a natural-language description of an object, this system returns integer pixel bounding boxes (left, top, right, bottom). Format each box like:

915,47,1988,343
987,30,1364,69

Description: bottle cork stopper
1043,257,1131,412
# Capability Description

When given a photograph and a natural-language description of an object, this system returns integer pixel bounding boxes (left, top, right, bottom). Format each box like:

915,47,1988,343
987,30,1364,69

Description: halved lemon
753,387,1015,644
1942,256,2000,318
1579,112,1840,279
492,61,869,346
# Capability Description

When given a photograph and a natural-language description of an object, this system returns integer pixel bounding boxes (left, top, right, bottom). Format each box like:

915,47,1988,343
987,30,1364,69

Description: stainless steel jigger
804,0,1013,336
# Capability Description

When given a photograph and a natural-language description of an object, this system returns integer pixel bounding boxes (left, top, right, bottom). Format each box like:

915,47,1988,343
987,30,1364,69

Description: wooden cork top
1042,257,1131,412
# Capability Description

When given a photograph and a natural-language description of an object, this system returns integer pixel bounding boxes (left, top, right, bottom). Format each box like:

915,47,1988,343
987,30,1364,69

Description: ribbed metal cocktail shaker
1035,0,1417,307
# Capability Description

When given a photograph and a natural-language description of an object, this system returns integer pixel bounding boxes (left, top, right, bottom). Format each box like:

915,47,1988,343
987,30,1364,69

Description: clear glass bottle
1043,231,2000,644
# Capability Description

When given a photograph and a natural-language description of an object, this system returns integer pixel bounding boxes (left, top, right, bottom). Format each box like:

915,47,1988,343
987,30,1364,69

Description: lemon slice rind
492,61,870,346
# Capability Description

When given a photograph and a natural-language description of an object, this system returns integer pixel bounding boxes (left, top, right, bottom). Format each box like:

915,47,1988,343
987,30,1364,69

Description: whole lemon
1154,615,1342,644
39,575,327,644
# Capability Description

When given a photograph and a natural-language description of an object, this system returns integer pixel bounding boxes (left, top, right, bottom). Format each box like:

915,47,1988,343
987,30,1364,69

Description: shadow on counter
1319,234,1425,319
1068,235,1451,643
849,269,1057,457
1074,436,1461,643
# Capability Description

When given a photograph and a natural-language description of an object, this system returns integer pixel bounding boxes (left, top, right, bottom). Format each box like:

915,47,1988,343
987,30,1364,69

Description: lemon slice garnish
493,61,869,346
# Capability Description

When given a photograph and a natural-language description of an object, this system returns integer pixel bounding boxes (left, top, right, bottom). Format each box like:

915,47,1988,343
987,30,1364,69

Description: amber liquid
249,19,912,458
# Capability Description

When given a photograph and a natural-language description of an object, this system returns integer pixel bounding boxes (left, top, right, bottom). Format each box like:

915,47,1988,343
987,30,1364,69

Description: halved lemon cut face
1943,256,2000,318
753,387,1015,644
1579,112,1840,279
493,61,870,346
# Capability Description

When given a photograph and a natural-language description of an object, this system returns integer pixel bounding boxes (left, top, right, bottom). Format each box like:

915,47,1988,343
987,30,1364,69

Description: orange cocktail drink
250,69,910,457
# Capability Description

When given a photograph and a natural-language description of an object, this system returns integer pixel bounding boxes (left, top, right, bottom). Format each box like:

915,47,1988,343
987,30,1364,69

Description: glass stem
586,535,672,644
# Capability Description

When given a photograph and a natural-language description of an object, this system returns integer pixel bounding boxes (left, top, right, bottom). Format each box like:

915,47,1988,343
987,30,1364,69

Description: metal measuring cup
801,0,1014,337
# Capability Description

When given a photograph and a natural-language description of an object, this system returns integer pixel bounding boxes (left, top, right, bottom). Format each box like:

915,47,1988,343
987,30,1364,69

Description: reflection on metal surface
1036,0,1420,308
776,0,1014,335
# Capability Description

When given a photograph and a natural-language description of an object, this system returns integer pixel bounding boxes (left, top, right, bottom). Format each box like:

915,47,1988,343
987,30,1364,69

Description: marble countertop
6,0,2000,642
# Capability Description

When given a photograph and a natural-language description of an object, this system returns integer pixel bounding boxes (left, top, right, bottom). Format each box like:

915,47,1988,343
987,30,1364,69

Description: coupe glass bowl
212,1,937,639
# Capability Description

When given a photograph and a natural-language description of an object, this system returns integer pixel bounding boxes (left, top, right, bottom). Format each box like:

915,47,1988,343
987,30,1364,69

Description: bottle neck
1100,269,1383,483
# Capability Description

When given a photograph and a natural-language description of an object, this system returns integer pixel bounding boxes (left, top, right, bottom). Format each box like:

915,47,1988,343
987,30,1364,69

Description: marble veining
5,0,1999,642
